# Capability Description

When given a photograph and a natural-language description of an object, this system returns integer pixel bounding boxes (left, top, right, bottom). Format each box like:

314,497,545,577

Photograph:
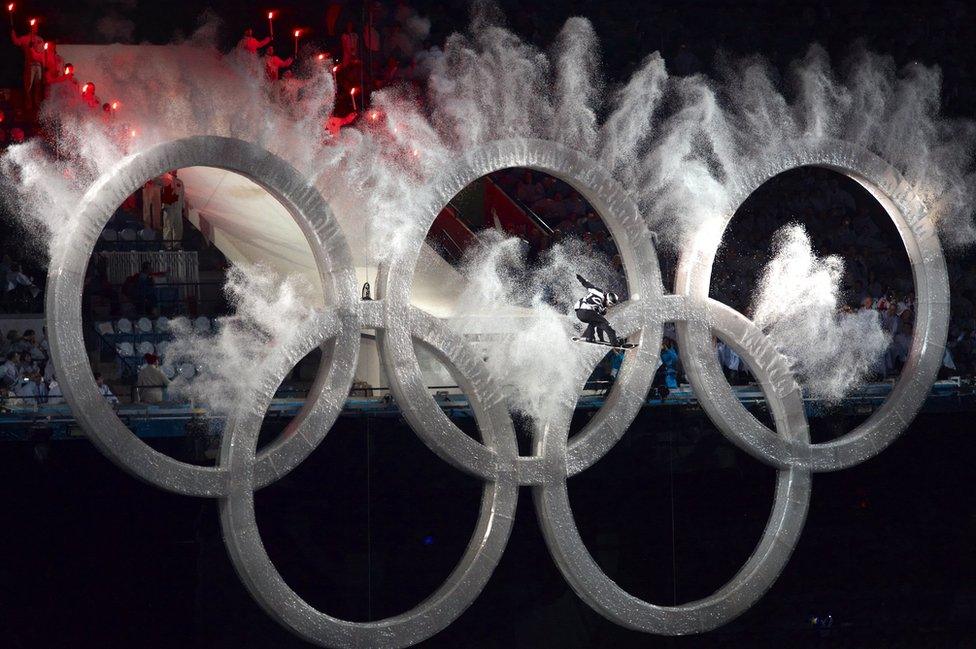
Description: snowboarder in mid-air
574,274,621,347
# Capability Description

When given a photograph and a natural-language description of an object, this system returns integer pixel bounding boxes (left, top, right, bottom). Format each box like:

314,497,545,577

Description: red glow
293,29,301,38
81,83,89,93
267,11,274,19
350,87,357,95
64,64,73,75
368,110,379,121
7,4,13,13
331,65,338,73
29,17,35,26
43,41,48,50
317,53,325,61
111,101,119,110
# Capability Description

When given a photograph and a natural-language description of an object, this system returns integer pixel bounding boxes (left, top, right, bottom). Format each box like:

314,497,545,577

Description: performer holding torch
10,16,45,111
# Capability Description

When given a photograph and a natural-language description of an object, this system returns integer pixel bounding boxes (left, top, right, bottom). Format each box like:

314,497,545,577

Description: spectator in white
47,375,63,405
39,326,50,358
264,46,293,82
18,351,39,376
238,27,271,54
10,22,46,111
161,170,185,250
43,357,54,384
896,293,914,316
143,176,164,230
341,21,360,63
137,354,170,404
0,352,19,389
93,371,119,404
12,371,43,408
880,303,900,336
890,322,913,372
6,263,41,298
16,329,46,361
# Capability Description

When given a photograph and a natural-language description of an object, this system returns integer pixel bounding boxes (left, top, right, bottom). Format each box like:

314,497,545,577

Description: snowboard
572,337,638,350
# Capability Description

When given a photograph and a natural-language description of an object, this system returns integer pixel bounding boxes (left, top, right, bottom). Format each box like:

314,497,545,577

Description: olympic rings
45,135,948,647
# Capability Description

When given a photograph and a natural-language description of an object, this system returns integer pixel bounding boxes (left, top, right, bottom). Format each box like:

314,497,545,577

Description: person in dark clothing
574,274,620,346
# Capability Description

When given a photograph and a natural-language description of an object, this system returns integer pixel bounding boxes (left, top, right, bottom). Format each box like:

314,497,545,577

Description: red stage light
7,4,14,12
111,101,119,110
317,53,325,61
81,83,89,93
293,29,300,38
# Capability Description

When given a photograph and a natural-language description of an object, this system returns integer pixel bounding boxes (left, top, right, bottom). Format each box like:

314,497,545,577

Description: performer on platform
10,22,46,112
238,27,271,54
263,46,293,81
574,274,620,346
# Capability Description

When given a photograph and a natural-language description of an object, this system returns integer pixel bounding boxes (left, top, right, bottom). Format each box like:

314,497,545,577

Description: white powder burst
163,264,316,416
445,231,620,427
751,224,891,402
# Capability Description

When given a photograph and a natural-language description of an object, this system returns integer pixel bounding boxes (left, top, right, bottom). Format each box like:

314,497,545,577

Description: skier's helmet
606,292,619,306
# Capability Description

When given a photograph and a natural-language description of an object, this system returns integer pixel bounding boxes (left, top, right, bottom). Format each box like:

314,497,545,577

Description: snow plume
163,264,316,416
4,9,974,261
751,225,890,402
445,231,620,428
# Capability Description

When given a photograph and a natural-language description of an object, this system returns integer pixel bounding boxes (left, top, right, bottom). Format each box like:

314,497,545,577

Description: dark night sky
4,0,975,116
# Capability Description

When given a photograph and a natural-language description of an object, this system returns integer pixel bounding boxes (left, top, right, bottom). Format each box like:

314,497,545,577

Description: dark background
2,408,975,648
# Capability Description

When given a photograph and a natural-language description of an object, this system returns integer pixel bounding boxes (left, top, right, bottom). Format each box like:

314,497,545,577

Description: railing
89,279,226,319
485,177,555,237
